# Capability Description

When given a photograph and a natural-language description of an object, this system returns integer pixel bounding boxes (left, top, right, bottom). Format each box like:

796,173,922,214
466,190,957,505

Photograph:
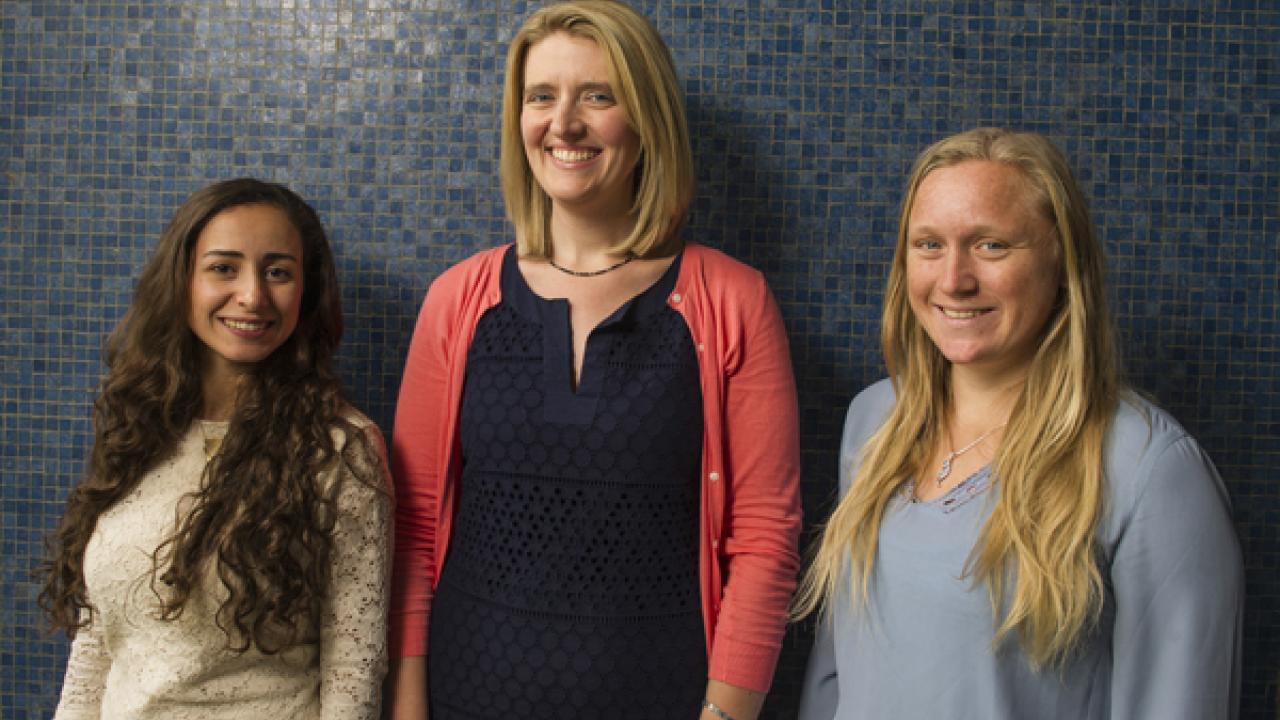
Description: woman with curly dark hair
43,178,392,719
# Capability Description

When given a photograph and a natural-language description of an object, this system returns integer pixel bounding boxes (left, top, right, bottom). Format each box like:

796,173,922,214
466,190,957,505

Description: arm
792,386,892,720
385,656,428,720
708,279,803,696
1109,436,1243,720
319,424,393,719
53,616,110,720
701,678,765,720
387,278,460,719
796,619,838,720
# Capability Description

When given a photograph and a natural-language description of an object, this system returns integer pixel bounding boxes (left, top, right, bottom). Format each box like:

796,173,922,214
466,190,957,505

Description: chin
226,347,285,367
929,340,987,364
937,347,999,369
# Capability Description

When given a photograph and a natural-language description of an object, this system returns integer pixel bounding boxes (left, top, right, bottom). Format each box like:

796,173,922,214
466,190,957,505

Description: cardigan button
697,343,705,352
670,292,682,303
709,471,720,482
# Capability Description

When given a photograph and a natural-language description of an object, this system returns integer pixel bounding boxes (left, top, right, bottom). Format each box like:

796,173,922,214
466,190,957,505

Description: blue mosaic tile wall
2,1,1276,717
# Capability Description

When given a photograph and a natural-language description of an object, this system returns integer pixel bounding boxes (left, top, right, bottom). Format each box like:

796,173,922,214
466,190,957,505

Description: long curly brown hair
42,178,381,653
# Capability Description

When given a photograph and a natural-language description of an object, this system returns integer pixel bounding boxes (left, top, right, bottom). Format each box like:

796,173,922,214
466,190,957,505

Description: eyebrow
200,249,300,262
523,81,614,94
907,222,1009,236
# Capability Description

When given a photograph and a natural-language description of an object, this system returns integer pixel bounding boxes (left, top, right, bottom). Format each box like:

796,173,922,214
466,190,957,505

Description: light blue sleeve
1109,434,1243,720
796,381,894,719
797,618,838,720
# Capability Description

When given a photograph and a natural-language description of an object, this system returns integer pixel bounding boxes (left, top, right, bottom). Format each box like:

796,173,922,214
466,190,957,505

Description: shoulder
427,244,509,297
680,243,767,290
1103,392,1230,533
843,379,896,437
322,406,392,497
677,244,777,333
337,404,376,425
332,406,389,467
850,378,896,413
1099,396,1241,612
412,245,509,342
838,379,896,492
1105,393,1200,480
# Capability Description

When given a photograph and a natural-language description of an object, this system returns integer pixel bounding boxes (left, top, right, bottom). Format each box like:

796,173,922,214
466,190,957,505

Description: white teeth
942,309,987,319
551,148,599,162
224,319,267,331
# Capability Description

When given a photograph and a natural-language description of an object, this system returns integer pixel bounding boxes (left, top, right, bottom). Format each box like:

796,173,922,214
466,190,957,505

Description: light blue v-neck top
799,379,1242,720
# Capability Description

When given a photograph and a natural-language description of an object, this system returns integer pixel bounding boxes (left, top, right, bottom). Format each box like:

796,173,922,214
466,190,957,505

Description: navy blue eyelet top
427,247,707,719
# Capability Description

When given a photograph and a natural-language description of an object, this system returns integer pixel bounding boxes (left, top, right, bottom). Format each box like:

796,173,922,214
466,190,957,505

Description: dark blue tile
1,0,1277,717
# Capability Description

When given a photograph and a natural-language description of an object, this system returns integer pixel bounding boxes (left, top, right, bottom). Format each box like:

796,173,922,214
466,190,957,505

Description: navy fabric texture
427,250,707,719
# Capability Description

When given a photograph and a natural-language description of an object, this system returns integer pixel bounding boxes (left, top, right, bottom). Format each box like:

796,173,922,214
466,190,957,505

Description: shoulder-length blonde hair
500,0,693,258
795,128,1120,667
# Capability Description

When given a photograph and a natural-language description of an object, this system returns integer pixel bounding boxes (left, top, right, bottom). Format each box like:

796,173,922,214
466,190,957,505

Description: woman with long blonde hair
796,128,1242,719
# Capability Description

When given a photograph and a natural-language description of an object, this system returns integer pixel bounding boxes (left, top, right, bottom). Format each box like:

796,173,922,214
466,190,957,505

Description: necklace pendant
935,422,1006,488
936,454,954,486
203,437,222,463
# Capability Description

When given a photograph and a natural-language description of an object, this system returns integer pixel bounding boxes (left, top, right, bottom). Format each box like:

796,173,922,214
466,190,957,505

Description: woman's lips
937,305,994,320
549,147,601,162
221,318,273,337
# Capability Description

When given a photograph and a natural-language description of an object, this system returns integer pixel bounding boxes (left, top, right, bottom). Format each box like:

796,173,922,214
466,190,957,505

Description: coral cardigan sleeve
388,276,458,658
706,274,803,692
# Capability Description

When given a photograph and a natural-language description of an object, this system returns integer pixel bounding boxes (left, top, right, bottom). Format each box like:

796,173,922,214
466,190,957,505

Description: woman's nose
236,274,266,309
939,249,978,295
549,99,584,139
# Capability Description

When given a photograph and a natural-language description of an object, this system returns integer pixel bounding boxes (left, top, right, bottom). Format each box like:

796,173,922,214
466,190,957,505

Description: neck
198,360,243,421
548,207,638,265
949,364,1027,429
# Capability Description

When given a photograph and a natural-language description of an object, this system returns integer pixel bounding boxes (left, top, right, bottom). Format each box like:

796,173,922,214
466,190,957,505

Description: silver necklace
936,423,1006,486
547,253,634,277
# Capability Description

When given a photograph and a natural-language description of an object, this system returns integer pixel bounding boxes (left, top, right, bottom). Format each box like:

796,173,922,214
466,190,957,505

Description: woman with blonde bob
387,2,801,719
797,128,1242,719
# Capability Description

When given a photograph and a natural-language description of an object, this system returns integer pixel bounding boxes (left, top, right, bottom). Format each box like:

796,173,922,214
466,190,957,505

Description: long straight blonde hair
795,128,1120,667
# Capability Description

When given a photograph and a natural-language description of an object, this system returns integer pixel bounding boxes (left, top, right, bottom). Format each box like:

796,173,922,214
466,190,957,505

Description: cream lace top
54,413,392,720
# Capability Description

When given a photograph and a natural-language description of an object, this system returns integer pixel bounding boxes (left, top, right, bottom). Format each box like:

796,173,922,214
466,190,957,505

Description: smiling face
188,203,304,387
905,160,1063,383
519,31,642,220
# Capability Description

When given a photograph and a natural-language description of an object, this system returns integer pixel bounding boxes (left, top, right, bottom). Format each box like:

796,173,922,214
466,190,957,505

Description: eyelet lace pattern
427,293,706,719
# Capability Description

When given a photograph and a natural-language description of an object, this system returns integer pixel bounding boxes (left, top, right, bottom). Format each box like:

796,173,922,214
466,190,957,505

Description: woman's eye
584,90,614,104
525,91,553,104
911,239,943,252
265,266,293,282
976,240,1011,253
208,263,235,275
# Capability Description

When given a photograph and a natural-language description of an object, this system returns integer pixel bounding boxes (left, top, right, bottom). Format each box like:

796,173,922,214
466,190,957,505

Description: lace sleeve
53,613,110,719
319,424,393,719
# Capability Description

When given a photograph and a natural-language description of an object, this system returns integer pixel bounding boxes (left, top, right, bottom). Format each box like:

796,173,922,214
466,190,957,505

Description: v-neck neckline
498,247,684,420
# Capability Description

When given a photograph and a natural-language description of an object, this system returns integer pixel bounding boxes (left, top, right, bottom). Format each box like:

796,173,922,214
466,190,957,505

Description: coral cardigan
389,242,802,693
